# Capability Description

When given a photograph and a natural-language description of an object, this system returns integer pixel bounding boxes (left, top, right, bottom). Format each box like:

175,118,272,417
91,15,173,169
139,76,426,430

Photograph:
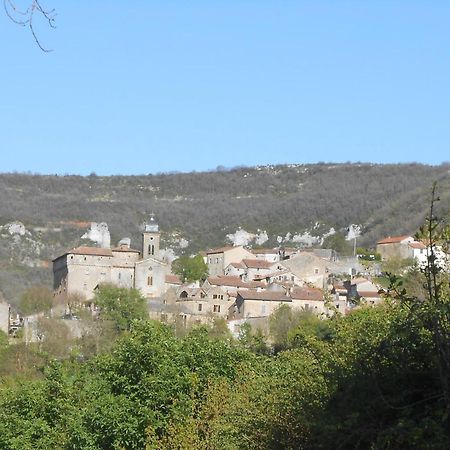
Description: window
213,305,221,313
198,303,203,312
147,276,153,286
314,268,319,274
85,268,89,275
118,272,121,280
180,291,188,299
304,303,310,310
149,244,155,255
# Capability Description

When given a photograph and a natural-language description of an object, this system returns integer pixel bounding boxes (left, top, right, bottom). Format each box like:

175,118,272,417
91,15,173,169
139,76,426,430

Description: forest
0,196,448,450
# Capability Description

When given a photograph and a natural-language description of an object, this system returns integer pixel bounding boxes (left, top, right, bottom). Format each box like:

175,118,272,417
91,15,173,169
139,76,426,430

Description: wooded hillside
0,163,449,305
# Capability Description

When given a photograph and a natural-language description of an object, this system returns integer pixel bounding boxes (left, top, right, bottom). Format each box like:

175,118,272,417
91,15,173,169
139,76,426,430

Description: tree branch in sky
4,0,56,52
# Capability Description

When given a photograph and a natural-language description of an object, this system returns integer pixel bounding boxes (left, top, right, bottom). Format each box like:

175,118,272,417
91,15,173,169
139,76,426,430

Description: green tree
94,284,148,332
19,285,54,315
172,254,208,283
322,232,353,256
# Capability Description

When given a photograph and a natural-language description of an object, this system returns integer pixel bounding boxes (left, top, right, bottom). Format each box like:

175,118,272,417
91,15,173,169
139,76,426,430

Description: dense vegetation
1,163,449,305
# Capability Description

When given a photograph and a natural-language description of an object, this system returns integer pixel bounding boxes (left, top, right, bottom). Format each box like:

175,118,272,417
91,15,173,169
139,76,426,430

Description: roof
254,269,291,280
290,287,324,301
237,290,291,302
251,248,279,255
377,235,412,245
207,276,265,289
111,246,140,253
54,246,113,261
229,261,245,269
409,242,427,250
242,259,274,269
165,274,183,285
206,246,236,254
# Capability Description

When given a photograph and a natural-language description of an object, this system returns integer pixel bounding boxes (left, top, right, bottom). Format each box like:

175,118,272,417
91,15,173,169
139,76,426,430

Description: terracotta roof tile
237,290,291,302
377,235,412,244
166,274,183,285
409,242,427,250
207,276,264,289
112,247,140,253
290,287,324,301
242,259,273,269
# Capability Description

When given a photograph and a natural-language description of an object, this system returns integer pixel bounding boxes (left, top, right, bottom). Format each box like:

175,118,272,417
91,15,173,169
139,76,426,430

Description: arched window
180,291,188,299
149,244,155,255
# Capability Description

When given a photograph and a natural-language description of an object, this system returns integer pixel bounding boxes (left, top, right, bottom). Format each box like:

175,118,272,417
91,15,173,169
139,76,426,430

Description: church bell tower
142,214,160,259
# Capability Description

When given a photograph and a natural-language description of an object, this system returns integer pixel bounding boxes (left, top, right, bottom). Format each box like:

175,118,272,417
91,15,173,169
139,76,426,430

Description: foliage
172,254,208,282
19,285,54,315
356,246,381,261
381,256,415,276
93,284,148,332
322,232,353,256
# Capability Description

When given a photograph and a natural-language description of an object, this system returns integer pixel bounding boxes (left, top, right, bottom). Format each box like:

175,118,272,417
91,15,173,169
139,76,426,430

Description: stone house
53,216,169,301
279,252,334,288
206,246,254,276
230,290,292,320
376,235,415,260
250,248,281,263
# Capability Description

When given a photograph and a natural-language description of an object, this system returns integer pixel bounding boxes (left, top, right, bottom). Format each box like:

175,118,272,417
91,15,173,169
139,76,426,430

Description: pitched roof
237,290,291,302
254,269,291,280
54,246,113,260
251,248,279,255
290,287,324,301
165,274,183,285
207,276,265,289
112,246,140,253
377,235,412,244
242,259,274,269
229,261,245,269
409,242,427,250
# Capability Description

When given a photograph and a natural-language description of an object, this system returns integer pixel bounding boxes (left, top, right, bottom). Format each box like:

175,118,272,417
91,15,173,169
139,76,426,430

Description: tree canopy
172,254,208,282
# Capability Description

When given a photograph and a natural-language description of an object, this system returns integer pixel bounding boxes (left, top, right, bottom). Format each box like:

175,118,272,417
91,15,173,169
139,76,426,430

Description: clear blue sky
1,1,449,175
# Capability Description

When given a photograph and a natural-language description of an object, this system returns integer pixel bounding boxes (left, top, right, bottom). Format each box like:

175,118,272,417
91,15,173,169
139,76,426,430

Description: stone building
53,216,169,301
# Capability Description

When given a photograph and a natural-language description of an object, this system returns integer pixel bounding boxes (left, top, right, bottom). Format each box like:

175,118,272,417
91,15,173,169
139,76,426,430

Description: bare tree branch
4,0,56,52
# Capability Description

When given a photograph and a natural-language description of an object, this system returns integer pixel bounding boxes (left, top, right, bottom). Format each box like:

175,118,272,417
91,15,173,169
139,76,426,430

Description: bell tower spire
142,213,160,259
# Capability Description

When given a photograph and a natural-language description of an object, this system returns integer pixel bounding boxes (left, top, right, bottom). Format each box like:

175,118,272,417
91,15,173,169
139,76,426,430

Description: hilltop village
42,214,440,337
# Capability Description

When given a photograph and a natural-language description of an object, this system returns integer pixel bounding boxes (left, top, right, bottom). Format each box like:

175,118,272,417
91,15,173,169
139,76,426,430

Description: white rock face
227,229,255,246
118,237,131,247
179,238,189,249
6,221,28,236
255,230,269,246
346,224,361,241
159,248,176,264
291,232,320,247
82,222,111,248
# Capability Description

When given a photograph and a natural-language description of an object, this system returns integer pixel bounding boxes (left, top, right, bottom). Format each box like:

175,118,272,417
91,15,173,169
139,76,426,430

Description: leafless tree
4,0,56,52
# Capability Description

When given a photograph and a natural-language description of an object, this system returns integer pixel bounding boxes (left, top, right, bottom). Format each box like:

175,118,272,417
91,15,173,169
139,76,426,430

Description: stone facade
53,216,169,301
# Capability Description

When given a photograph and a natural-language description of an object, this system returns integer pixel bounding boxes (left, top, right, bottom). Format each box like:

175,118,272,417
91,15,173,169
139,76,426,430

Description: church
52,216,169,301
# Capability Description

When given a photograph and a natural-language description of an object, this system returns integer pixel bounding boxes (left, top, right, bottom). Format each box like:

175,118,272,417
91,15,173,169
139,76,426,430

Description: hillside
0,162,449,306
